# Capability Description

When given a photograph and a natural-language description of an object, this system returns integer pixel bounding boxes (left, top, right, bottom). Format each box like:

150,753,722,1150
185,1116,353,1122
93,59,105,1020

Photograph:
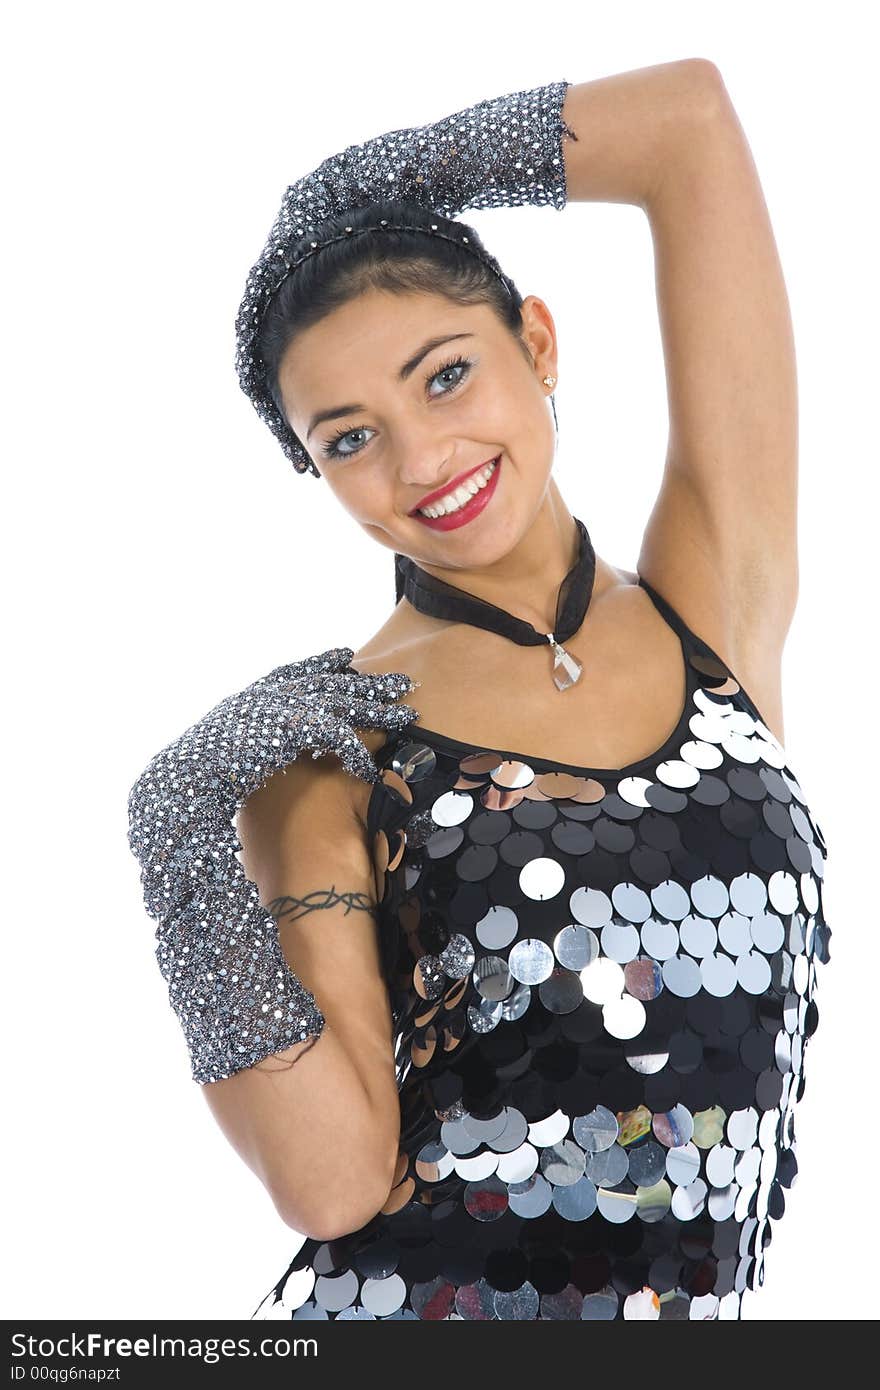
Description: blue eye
426,355,472,398
320,354,474,460
321,425,372,462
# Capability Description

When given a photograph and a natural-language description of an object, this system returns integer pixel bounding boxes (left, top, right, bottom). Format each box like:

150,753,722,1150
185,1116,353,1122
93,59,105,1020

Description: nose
395,426,458,496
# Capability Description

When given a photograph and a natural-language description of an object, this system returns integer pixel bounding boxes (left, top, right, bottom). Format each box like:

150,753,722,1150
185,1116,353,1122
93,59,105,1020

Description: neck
406,481,583,633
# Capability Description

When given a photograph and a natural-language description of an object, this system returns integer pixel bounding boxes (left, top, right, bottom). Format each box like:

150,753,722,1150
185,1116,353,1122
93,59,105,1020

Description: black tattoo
256,1031,323,1074
267,884,378,924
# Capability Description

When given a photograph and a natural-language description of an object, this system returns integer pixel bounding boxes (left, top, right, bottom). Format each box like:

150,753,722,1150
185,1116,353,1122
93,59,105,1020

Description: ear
519,294,558,381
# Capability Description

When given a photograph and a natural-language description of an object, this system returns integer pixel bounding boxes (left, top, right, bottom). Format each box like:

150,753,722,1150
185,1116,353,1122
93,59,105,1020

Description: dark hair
255,197,534,474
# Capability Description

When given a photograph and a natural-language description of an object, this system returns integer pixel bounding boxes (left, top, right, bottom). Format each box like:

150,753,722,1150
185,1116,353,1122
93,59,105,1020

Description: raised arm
560,59,797,742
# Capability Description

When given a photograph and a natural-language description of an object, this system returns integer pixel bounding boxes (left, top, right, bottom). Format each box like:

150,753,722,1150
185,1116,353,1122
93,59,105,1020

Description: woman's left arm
562,61,798,729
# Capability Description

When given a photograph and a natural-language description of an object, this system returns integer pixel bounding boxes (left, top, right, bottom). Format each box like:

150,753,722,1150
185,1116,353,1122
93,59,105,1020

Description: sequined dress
252,576,830,1322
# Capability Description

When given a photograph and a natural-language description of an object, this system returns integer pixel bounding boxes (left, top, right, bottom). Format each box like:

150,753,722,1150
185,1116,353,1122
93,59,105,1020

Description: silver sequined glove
301,78,575,223
127,649,419,1085
235,79,577,473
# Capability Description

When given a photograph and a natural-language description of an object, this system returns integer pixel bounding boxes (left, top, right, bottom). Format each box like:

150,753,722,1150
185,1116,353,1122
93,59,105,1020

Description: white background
5,0,874,1321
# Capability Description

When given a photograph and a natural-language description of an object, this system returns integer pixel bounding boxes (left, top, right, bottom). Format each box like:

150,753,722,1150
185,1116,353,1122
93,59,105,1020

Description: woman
127,61,830,1321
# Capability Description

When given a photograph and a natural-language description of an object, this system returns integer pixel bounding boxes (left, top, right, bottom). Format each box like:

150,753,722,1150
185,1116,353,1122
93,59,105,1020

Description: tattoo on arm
256,1031,323,1075
267,884,379,925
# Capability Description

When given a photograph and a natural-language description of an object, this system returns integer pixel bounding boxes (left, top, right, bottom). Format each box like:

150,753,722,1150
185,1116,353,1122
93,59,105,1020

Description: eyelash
320,354,474,460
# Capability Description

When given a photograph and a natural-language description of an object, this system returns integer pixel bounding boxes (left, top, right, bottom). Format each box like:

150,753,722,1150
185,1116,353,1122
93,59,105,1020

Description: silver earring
543,374,557,389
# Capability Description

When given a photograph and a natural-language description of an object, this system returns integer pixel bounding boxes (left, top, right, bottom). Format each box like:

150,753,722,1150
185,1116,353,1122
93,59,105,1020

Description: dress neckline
399,662,697,781
386,576,701,781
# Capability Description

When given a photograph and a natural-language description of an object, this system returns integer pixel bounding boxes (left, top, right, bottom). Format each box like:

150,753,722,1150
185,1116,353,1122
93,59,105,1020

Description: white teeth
418,458,498,518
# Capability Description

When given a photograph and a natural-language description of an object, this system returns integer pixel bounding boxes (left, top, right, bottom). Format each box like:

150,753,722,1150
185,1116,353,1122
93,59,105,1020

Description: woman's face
277,287,559,570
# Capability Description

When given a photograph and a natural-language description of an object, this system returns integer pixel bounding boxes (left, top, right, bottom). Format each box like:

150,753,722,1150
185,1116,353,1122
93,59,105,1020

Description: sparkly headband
273,220,514,298
232,78,576,477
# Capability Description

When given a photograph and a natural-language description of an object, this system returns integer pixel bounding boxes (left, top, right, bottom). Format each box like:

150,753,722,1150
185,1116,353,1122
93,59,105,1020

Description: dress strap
637,575,723,661
637,574,771,730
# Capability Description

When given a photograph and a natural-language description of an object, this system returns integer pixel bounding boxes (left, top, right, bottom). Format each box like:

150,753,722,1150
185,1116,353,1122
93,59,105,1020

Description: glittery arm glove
293,78,576,224
126,649,419,1085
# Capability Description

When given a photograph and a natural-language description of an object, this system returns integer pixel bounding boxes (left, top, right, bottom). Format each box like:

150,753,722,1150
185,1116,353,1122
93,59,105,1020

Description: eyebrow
305,332,475,441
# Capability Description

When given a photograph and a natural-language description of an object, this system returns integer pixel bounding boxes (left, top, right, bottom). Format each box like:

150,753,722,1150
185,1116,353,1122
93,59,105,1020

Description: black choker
392,518,596,691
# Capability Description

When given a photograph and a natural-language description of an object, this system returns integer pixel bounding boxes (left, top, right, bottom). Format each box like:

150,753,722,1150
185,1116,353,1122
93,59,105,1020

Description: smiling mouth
412,456,500,518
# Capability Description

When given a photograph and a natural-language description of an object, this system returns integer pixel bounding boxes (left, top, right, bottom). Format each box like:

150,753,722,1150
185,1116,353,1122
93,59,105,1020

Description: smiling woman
255,199,560,567
127,64,832,1323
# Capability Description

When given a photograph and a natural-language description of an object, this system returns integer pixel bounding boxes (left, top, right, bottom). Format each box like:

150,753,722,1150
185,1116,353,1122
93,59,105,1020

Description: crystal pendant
549,636,583,691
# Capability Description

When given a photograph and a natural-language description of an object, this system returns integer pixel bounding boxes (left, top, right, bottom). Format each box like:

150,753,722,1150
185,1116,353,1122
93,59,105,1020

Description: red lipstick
409,455,501,531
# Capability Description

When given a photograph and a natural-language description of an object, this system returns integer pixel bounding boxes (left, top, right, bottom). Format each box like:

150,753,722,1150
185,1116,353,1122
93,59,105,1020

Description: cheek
474,379,540,440
487,392,552,465
332,469,397,523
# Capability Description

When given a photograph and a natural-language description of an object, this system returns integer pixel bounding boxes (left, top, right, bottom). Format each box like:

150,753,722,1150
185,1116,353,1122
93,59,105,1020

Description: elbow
677,58,731,123
274,1162,396,1243
265,1102,403,1242
272,1137,400,1242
